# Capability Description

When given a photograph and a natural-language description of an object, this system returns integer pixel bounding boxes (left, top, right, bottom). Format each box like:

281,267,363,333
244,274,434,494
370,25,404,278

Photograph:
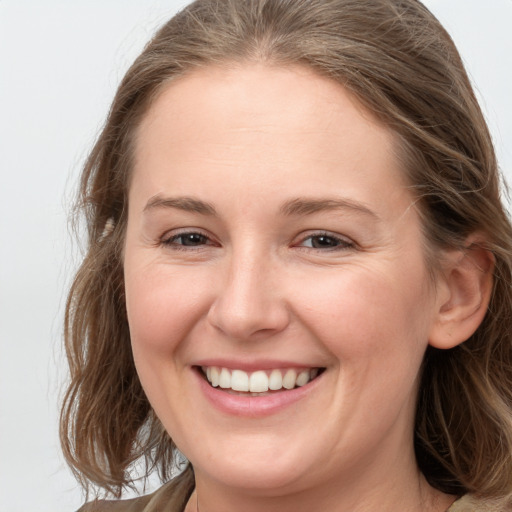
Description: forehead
131,64,410,218
137,63,395,152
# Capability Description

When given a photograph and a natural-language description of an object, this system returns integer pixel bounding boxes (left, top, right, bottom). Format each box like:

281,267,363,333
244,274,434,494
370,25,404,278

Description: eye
162,230,213,248
297,232,355,250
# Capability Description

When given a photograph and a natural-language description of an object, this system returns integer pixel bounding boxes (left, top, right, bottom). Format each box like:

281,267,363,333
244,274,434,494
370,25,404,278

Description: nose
207,249,290,341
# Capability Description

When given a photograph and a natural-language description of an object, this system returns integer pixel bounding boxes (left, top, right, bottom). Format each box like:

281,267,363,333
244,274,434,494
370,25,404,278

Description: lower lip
194,369,323,418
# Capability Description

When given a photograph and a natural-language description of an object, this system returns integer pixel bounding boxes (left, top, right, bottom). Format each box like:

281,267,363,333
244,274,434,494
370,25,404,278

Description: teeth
296,370,310,387
210,367,220,387
219,368,231,389
249,371,269,392
282,369,297,389
231,370,249,392
202,366,321,393
268,369,283,390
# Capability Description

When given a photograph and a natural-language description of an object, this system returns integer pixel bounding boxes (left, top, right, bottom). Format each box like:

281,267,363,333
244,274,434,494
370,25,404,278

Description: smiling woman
61,1,512,511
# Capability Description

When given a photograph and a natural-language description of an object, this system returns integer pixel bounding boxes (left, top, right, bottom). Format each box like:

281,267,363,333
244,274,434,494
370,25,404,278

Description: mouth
197,366,325,396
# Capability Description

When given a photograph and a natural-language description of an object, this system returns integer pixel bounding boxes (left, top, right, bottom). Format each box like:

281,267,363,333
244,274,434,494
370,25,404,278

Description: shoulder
448,494,510,512
76,494,153,512
76,469,195,512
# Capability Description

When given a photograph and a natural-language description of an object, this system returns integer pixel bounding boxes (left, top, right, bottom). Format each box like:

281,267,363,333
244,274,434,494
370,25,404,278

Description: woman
61,0,512,510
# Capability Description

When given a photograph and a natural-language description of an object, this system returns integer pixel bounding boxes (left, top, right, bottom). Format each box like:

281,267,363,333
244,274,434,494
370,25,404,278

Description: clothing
77,487,497,512
76,477,190,512
447,494,505,512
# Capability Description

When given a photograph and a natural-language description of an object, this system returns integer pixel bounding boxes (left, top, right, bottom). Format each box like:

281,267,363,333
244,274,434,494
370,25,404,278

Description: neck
187,459,454,512
184,407,454,512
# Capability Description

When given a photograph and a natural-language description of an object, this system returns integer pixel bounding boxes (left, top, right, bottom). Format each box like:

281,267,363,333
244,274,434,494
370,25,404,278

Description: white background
0,1,510,511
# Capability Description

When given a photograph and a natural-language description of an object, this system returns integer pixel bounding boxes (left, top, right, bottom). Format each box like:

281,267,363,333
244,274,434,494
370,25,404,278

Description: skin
124,64,460,512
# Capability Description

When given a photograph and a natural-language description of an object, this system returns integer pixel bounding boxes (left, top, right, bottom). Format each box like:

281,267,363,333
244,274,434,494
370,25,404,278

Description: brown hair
61,0,512,507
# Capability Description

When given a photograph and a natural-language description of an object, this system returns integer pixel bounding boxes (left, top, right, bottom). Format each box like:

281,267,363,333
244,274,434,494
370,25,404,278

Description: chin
193,456,310,494
181,432,316,493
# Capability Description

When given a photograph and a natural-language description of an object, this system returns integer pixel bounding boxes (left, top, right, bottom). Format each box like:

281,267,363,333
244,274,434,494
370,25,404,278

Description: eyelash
295,231,355,251
161,230,215,250
160,230,355,252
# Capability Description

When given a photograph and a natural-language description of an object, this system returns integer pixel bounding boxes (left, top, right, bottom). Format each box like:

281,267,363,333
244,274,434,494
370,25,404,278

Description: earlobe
429,238,494,350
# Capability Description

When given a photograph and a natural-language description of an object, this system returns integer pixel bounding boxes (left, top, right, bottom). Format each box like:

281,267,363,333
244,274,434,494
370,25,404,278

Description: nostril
207,298,291,341
205,271,291,340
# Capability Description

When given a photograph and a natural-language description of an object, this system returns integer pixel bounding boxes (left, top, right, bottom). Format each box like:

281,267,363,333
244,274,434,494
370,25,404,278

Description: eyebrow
144,195,217,216
143,195,379,219
280,197,379,219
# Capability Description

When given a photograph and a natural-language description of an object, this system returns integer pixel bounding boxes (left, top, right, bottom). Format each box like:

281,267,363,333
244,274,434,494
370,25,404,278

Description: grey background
0,1,510,511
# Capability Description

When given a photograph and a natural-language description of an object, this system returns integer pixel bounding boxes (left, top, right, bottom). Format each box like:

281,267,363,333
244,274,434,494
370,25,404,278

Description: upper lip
193,359,324,372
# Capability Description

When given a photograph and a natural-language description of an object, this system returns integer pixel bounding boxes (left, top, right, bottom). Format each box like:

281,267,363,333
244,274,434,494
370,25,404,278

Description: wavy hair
60,0,512,507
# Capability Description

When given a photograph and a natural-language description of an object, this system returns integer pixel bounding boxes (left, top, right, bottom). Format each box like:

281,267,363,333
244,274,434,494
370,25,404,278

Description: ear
429,236,494,350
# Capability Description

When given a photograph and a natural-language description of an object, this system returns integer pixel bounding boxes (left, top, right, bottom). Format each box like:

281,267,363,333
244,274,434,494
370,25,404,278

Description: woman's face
124,65,444,494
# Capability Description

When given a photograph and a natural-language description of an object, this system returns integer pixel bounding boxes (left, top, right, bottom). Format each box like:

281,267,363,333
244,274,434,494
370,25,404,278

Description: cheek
293,266,432,438
293,264,433,370
124,263,210,430
125,262,212,359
